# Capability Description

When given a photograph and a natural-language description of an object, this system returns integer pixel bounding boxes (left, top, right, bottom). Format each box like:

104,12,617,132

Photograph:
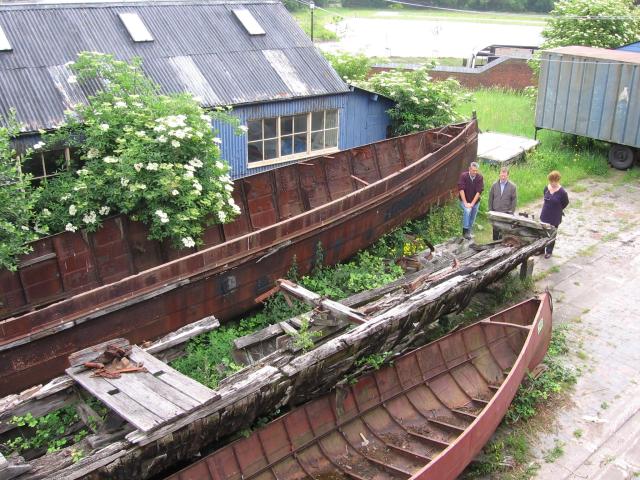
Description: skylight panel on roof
233,9,266,36
119,13,154,42
0,25,12,52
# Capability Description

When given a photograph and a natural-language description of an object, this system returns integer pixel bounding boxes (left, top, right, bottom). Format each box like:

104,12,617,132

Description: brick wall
371,57,536,91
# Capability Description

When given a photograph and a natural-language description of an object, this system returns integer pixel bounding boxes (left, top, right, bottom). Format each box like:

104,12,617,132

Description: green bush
0,111,39,270
365,68,469,135
35,52,243,249
323,51,372,82
541,0,640,50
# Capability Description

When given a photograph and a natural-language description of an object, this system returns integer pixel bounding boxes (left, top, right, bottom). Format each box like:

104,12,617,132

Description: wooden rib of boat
166,293,552,480
0,121,478,396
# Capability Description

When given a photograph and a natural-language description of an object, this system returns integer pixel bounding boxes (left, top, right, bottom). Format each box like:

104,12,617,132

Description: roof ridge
0,0,280,12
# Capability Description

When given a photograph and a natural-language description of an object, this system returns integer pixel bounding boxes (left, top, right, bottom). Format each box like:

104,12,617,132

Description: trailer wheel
608,144,635,170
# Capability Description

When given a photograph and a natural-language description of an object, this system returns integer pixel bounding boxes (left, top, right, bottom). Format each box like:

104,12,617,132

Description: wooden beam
277,279,368,325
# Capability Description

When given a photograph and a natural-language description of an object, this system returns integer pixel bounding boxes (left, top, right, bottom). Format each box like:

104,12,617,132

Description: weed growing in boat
506,326,576,424
71,447,85,463
543,439,565,463
2,407,85,455
287,318,323,352
355,351,391,370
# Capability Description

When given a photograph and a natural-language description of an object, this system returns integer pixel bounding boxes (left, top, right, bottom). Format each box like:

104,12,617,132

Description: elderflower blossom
224,184,233,192
182,236,196,248
215,161,224,169
77,169,90,176
134,163,143,172
135,131,146,138
155,209,169,223
193,180,202,194
114,101,127,108
157,135,167,143
33,141,45,150
42,208,51,217
65,223,77,232
99,206,110,216
238,125,249,133
171,129,186,139
86,148,99,159
99,123,110,131
121,177,130,187
189,158,203,169
68,205,77,216
171,189,179,196
83,211,97,225
212,137,222,145
103,156,118,163
154,125,167,132
171,140,181,148
218,211,227,222
146,163,159,171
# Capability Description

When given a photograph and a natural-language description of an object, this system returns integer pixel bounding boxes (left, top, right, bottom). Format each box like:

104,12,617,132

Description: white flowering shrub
364,67,467,136
541,0,640,51
36,52,242,249
0,110,40,270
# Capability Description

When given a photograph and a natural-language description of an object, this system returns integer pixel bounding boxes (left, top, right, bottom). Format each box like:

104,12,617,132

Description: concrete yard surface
524,173,640,480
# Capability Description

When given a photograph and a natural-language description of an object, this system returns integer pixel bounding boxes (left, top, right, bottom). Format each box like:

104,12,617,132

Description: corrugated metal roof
0,1,348,133
546,46,640,65
617,41,640,54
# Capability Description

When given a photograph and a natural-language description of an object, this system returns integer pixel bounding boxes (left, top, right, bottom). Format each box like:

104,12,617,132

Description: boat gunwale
0,121,477,346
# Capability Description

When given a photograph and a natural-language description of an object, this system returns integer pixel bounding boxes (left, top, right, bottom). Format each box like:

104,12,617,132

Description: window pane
248,141,263,162
248,120,262,142
325,128,338,148
294,133,307,153
281,136,293,156
22,154,44,177
294,114,307,133
326,109,338,129
311,111,324,131
311,131,324,151
281,116,293,136
264,139,277,160
43,150,66,176
264,118,277,139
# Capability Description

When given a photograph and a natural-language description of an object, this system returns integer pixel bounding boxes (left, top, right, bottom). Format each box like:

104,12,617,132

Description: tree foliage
323,51,372,82
36,52,243,250
0,111,39,271
364,67,468,135
541,0,640,50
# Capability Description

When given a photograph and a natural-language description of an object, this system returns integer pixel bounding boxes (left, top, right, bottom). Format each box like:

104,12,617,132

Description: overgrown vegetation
0,111,40,270
322,51,372,82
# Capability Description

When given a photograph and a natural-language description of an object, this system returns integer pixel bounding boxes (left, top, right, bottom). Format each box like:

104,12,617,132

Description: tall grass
455,88,611,241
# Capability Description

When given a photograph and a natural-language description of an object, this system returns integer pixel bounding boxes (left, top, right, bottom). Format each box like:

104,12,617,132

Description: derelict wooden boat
167,293,552,480
0,121,478,396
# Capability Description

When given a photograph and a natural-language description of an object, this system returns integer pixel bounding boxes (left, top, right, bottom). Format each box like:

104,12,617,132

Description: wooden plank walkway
67,346,219,433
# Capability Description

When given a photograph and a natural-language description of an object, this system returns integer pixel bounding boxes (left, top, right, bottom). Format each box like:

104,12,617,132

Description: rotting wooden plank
66,365,164,432
233,323,283,350
144,316,219,355
279,321,298,336
0,316,219,435
128,347,218,405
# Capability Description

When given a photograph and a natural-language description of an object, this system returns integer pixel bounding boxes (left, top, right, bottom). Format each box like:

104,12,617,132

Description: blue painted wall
215,89,392,179
617,42,640,53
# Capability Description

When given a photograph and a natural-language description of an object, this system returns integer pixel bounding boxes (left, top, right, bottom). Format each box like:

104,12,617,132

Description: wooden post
520,257,534,280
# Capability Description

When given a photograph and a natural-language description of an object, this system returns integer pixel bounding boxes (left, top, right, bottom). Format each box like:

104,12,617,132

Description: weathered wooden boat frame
0,216,554,480
167,293,553,480
0,121,478,396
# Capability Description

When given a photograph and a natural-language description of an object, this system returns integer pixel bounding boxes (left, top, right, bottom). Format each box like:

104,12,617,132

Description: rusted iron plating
166,294,552,480
0,122,477,396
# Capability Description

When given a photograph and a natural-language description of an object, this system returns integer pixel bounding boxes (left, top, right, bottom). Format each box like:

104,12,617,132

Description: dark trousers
545,240,556,255
492,227,502,241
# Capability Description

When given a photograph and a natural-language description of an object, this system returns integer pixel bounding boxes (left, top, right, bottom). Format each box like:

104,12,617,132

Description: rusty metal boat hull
0,121,477,396
166,293,552,480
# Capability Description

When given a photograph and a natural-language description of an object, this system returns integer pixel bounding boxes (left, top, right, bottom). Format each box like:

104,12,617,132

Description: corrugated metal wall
618,42,640,54
217,90,392,179
535,51,640,148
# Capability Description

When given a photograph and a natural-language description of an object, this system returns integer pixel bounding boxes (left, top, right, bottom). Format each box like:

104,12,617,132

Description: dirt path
522,172,640,479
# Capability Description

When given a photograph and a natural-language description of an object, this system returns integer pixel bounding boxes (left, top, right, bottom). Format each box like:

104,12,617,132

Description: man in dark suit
488,167,517,240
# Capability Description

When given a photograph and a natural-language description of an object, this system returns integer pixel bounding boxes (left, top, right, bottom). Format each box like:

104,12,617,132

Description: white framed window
247,109,339,168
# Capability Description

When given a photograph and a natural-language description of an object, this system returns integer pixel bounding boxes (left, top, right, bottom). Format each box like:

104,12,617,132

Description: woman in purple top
540,170,569,259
